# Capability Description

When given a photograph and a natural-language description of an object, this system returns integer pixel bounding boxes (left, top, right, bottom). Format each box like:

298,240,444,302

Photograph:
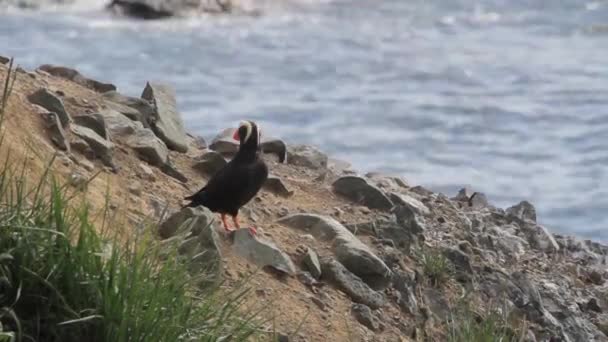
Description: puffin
184,120,268,235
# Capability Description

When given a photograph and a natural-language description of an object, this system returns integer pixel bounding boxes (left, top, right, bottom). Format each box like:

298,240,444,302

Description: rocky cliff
0,57,606,342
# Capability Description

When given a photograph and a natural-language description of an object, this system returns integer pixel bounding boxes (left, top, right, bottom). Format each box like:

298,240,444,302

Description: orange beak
232,129,239,141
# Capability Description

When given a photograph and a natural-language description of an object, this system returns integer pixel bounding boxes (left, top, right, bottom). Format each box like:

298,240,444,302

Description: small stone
28,88,71,127
321,258,385,309
68,171,87,188
351,303,380,331
589,270,604,285
128,181,142,196
303,248,322,279
232,228,296,275
127,128,169,166
71,125,114,167
287,144,328,170
39,111,69,152
332,176,393,211
310,296,326,310
263,175,294,198
78,159,95,172
137,163,156,181
586,298,602,313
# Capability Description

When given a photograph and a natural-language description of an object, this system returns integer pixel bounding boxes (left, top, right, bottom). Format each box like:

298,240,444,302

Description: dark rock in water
37,109,68,152
321,258,385,309
73,113,108,139
38,64,116,93
277,214,392,287
193,151,226,176
351,303,380,331
126,128,168,166
209,128,238,155
0,56,9,64
263,175,293,198
287,144,328,170
141,82,188,152
101,108,143,136
28,88,71,127
261,138,287,163
71,125,114,166
161,160,188,183
303,248,322,279
332,176,393,211
232,228,296,275
106,0,173,19
468,192,489,208
507,200,537,222
102,91,154,126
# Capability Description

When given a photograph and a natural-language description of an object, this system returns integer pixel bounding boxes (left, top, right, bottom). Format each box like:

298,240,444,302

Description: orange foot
221,213,234,232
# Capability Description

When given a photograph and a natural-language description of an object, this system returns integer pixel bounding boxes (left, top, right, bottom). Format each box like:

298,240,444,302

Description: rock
78,158,95,172
68,171,87,188
71,125,114,166
423,287,451,321
585,298,602,313
507,200,537,222
468,192,489,208
137,163,155,181
332,176,393,211
521,224,560,253
73,113,108,139
190,134,207,149
0,55,9,64
377,224,415,252
389,192,429,216
392,271,418,315
126,128,169,166
38,64,116,93
303,248,322,279
321,258,385,309
39,111,68,151
141,82,188,152
209,128,238,155
328,158,353,175
261,138,287,163
107,0,179,19
232,228,296,275
588,270,604,285
159,206,213,239
441,247,472,273
192,151,226,176
128,181,142,196
70,137,94,158
100,108,143,136
263,175,293,198
482,226,528,260
161,160,188,183
393,205,426,235
277,214,391,286
287,144,328,170
351,304,380,331
102,91,154,125
28,88,71,127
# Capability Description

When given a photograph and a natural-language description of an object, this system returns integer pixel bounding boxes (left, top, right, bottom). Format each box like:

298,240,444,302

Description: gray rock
588,269,604,285
423,287,451,321
521,224,560,253
193,151,226,176
38,64,116,93
209,128,238,155
277,214,391,286
377,224,415,252
328,158,353,175
39,111,69,151
263,175,294,198
232,228,296,275
0,55,9,64
392,271,418,315
137,163,155,181
261,137,287,163
191,218,223,287
507,200,537,222
332,176,393,211
70,137,94,159
468,192,489,208
102,91,154,125
126,128,169,166
70,125,114,166
389,192,430,216
351,304,380,331
28,88,71,127
442,247,472,273
161,160,188,183
482,226,528,260
585,298,602,313
287,144,328,170
321,258,385,309
159,206,213,239
393,205,426,235
303,248,322,279
141,82,188,152
73,113,108,139
101,108,143,136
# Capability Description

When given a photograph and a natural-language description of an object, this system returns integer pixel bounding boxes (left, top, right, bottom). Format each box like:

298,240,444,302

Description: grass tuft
415,247,453,287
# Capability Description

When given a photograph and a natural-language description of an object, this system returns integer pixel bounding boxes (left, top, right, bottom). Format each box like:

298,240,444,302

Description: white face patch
239,120,253,143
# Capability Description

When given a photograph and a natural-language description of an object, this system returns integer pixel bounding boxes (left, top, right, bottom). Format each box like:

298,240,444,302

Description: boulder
38,64,116,93
192,151,226,176
277,214,392,286
521,224,560,253
507,200,537,222
126,128,169,166
141,82,188,152
102,91,154,125
232,228,296,275
73,113,108,139
70,125,114,166
321,258,385,309
263,175,293,198
27,88,71,127
209,128,238,155
303,248,322,279
261,138,287,163
100,108,143,136
332,176,393,211
287,144,328,170
393,205,426,235
389,192,429,216
159,206,213,239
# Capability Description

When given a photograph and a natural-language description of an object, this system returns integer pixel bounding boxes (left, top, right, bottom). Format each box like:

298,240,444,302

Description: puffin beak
232,129,240,141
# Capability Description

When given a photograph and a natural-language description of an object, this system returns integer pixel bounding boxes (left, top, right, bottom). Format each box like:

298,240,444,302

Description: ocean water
0,0,606,240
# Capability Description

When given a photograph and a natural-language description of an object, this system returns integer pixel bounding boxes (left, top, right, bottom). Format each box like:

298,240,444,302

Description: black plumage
184,120,268,234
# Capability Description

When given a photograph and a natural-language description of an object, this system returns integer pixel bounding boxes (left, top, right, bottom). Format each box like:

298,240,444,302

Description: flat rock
507,200,537,222
261,137,287,163
71,125,114,166
159,206,213,239
333,176,393,211
321,258,385,309
209,128,238,155
141,82,188,152
303,248,322,279
351,304,380,331
101,108,143,136
277,214,391,286
39,111,68,152
102,90,154,125
27,88,71,127
38,64,116,93
389,192,429,216
126,128,169,166
263,175,293,198
232,228,296,275
73,113,108,139
287,144,328,170
192,151,226,176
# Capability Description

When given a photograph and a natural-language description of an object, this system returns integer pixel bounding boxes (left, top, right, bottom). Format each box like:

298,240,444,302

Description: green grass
0,60,266,341
415,247,453,287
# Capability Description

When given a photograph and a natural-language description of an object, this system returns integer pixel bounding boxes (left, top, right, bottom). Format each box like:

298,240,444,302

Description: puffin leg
232,215,256,236
221,213,233,232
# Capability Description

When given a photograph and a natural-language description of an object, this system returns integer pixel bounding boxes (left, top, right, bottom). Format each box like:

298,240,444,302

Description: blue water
1,0,607,240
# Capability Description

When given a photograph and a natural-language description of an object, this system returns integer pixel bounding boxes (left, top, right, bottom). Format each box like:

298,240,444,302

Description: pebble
128,181,142,196
137,163,155,181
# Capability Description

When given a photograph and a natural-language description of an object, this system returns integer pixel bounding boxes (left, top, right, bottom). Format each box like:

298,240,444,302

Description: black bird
184,120,268,235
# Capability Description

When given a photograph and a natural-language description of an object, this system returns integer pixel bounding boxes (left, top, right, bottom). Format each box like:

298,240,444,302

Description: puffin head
232,120,261,149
